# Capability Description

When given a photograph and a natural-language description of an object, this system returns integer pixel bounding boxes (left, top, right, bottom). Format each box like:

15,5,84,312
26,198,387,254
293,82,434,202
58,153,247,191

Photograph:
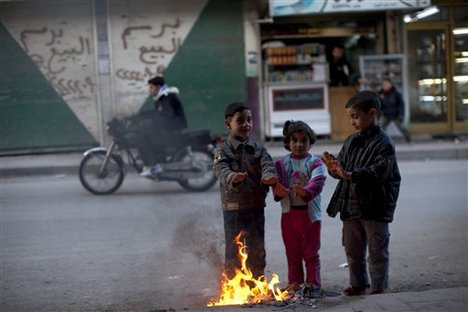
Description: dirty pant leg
223,209,266,279
242,210,266,279
364,220,390,292
281,211,305,285
342,220,369,288
304,220,321,287
223,210,241,279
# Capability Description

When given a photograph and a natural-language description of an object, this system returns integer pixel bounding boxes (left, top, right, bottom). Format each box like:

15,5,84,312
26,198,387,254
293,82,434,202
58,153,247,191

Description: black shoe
303,284,323,299
342,285,370,296
371,289,384,295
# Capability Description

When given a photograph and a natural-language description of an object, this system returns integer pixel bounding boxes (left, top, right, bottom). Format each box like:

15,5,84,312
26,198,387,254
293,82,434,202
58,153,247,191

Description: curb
1,139,467,178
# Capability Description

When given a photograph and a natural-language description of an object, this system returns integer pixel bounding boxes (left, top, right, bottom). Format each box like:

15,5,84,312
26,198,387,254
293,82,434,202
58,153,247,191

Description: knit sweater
274,153,326,222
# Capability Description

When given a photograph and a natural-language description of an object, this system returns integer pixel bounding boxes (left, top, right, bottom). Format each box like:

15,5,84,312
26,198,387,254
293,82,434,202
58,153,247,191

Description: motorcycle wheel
177,149,217,192
79,150,125,195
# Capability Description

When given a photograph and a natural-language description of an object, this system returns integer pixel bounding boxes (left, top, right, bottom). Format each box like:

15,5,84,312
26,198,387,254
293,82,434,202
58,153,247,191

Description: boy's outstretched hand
323,151,351,180
262,175,279,186
323,151,339,171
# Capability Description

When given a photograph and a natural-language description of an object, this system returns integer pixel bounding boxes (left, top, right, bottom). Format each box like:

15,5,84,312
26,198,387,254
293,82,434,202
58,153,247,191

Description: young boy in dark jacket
213,102,278,279
323,90,401,296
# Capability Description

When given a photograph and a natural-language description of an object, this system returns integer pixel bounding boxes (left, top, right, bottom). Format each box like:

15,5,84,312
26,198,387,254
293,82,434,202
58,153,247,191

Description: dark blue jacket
326,125,401,223
379,87,405,120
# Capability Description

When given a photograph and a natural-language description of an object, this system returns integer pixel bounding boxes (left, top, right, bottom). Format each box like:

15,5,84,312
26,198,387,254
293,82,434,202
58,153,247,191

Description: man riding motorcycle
135,76,188,177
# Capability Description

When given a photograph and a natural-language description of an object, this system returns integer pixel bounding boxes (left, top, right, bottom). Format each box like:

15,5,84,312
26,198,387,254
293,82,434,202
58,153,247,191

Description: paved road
1,160,467,311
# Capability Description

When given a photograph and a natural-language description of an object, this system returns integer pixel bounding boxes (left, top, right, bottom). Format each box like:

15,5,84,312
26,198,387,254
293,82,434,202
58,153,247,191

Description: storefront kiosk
262,43,331,138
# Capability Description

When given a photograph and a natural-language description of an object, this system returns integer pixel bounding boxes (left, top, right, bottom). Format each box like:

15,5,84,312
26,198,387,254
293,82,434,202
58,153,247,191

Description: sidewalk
1,135,467,177
188,287,468,312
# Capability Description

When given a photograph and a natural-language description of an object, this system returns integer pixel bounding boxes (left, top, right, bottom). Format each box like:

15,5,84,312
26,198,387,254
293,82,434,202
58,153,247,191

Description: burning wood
207,232,290,306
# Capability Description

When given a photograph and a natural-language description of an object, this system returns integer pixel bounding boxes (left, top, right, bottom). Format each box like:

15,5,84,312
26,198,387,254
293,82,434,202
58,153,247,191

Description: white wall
108,0,208,117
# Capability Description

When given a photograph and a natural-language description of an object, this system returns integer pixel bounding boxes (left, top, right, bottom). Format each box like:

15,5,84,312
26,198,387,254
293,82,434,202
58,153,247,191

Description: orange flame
207,232,289,306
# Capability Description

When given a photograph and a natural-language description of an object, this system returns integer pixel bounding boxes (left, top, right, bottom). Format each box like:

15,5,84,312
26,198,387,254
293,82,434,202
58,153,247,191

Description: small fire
207,232,290,306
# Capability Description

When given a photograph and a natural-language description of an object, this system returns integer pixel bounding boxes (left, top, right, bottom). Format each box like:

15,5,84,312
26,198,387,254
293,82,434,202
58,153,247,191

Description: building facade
1,0,467,154
254,0,468,139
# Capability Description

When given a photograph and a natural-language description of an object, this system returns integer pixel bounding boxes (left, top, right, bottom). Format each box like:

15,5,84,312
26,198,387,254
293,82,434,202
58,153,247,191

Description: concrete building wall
108,0,208,117
1,1,99,136
0,0,246,154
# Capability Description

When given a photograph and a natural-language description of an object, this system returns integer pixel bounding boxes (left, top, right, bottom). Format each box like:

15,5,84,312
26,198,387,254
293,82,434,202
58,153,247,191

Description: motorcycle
79,116,218,195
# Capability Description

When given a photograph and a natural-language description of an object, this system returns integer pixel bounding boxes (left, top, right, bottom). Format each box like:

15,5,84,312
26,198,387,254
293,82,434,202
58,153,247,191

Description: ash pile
241,283,340,310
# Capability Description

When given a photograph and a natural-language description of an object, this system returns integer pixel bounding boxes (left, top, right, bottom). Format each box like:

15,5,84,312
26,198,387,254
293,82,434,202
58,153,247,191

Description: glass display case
262,43,330,138
406,29,447,123
453,12,468,122
263,43,328,83
264,83,330,137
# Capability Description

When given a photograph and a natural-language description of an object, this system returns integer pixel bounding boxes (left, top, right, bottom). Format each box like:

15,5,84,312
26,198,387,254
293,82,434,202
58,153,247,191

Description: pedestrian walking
323,90,401,296
379,77,411,143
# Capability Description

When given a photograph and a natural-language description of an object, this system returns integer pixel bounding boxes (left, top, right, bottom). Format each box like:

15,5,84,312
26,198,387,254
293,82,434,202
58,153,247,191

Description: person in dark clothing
328,44,354,87
379,78,411,143
137,76,187,177
213,102,278,279
323,90,401,296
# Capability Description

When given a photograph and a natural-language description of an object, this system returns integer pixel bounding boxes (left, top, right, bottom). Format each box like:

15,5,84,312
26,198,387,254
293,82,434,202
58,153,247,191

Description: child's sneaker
303,284,323,299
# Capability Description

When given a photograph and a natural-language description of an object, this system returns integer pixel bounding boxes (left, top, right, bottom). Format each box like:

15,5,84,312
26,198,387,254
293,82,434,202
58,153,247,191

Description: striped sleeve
302,157,326,201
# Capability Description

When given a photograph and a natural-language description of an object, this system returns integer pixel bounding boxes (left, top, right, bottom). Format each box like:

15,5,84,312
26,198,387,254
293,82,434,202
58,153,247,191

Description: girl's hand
262,175,278,186
232,172,248,184
273,182,289,198
293,184,307,197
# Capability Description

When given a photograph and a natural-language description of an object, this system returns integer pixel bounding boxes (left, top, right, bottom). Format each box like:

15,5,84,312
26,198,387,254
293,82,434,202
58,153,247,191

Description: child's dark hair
224,102,250,119
345,90,381,114
282,120,317,151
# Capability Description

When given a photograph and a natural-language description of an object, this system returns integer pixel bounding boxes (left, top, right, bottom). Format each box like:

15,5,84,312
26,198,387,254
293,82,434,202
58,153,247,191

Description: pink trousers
281,210,321,287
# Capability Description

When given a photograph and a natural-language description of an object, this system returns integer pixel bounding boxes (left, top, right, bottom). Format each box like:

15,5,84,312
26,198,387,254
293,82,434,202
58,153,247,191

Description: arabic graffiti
121,18,181,49
139,37,181,64
116,66,165,82
19,25,94,97
49,75,96,96
116,18,182,82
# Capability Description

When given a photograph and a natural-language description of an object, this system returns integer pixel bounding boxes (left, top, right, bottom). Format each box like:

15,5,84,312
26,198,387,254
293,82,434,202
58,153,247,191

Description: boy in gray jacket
213,102,277,279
